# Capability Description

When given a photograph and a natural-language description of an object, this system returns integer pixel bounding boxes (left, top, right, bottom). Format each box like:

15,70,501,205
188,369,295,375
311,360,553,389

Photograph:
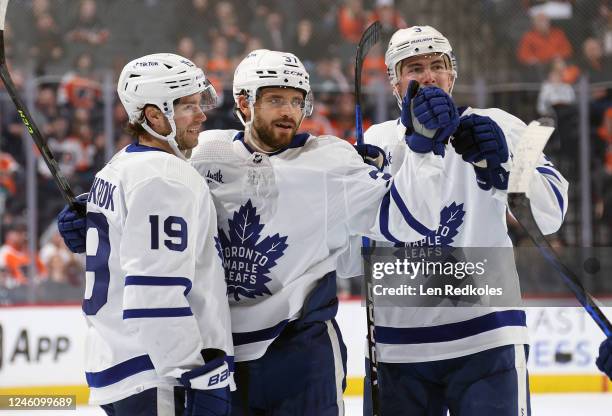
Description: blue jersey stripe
126,143,166,153
226,355,235,372
378,192,402,244
123,307,193,319
390,183,434,237
543,177,565,218
536,166,561,182
233,319,290,346
375,310,526,344
125,275,192,296
86,355,154,388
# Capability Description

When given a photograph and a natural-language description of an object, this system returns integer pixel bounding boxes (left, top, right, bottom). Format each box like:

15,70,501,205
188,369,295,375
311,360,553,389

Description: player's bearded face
173,92,208,151
249,88,304,151
397,53,454,97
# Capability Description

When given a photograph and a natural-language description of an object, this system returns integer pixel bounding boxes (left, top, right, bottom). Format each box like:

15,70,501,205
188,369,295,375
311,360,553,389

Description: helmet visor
174,80,218,116
252,87,314,117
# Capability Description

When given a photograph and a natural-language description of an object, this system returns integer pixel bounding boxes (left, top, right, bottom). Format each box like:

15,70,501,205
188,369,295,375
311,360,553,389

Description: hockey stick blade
507,121,612,336
355,21,381,145
0,0,83,215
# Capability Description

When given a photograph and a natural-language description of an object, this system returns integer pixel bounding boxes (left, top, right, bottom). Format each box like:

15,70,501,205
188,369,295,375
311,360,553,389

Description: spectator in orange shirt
372,0,407,45
330,92,371,143
517,12,573,78
298,103,335,137
361,43,387,86
338,0,369,44
0,152,19,197
0,223,47,287
597,107,612,173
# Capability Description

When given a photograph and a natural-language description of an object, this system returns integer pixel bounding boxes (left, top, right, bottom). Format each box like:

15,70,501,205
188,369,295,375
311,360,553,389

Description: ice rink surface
1,393,610,415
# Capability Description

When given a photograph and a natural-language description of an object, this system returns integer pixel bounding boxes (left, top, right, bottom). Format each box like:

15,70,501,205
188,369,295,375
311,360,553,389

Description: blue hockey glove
354,144,387,171
57,193,88,254
452,114,509,191
472,164,510,191
401,80,459,157
596,337,612,380
180,358,231,416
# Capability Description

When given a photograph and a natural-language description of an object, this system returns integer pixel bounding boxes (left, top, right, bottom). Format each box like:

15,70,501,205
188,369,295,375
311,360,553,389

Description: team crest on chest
407,202,465,247
218,200,288,301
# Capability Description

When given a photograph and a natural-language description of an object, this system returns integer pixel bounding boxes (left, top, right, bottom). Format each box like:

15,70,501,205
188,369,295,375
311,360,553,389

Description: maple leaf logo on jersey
218,200,288,301
407,202,465,247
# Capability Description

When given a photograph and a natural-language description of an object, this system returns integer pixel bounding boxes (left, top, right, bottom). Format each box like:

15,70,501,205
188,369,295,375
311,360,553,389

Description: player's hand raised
452,114,510,191
401,80,459,157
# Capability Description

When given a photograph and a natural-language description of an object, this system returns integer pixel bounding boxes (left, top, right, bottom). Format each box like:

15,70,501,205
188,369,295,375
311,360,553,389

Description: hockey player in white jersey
59,53,233,416
185,49,459,415
361,26,569,416
58,48,457,414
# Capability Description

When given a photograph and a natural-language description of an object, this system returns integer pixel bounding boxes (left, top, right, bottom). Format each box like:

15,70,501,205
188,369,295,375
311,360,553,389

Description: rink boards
0,302,611,404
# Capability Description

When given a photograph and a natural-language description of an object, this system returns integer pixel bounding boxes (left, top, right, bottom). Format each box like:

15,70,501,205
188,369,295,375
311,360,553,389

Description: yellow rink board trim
345,375,612,396
1,375,611,402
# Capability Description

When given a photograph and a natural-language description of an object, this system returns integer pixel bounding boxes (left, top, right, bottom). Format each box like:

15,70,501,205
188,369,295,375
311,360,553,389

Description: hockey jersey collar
233,131,310,156
126,142,168,153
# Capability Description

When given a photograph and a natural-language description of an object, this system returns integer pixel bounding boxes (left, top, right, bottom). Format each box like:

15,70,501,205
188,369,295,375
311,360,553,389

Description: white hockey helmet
385,26,457,93
117,53,217,159
232,49,313,125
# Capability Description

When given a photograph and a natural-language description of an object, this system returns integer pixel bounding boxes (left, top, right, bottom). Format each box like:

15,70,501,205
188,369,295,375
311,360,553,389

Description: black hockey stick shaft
355,21,381,146
0,0,83,215
354,20,382,416
362,245,381,416
508,193,612,337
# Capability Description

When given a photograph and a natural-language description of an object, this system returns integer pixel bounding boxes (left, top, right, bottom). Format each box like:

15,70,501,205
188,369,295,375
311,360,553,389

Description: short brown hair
123,97,182,139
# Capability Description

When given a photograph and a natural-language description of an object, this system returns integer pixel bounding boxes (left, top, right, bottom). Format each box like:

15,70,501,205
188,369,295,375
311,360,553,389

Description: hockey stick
355,20,381,146
0,0,84,215
507,121,612,337
354,20,382,416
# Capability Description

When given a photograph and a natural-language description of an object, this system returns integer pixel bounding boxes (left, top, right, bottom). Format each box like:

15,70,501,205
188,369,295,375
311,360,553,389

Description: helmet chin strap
141,116,189,161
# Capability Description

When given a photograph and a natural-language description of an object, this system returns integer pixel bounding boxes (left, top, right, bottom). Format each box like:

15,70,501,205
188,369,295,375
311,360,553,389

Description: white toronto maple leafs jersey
364,107,568,363
190,130,446,361
83,143,232,404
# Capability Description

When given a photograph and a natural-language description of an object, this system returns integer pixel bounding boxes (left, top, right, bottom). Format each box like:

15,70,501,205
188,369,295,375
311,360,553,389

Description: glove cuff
473,165,508,191
179,358,230,390
491,166,509,190
406,133,445,157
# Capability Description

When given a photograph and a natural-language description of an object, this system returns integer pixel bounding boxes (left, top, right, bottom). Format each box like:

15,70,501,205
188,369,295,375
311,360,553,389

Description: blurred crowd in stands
0,0,610,301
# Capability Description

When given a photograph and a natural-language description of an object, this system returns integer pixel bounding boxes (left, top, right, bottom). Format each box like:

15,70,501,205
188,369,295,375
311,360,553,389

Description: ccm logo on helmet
283,70,303,76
